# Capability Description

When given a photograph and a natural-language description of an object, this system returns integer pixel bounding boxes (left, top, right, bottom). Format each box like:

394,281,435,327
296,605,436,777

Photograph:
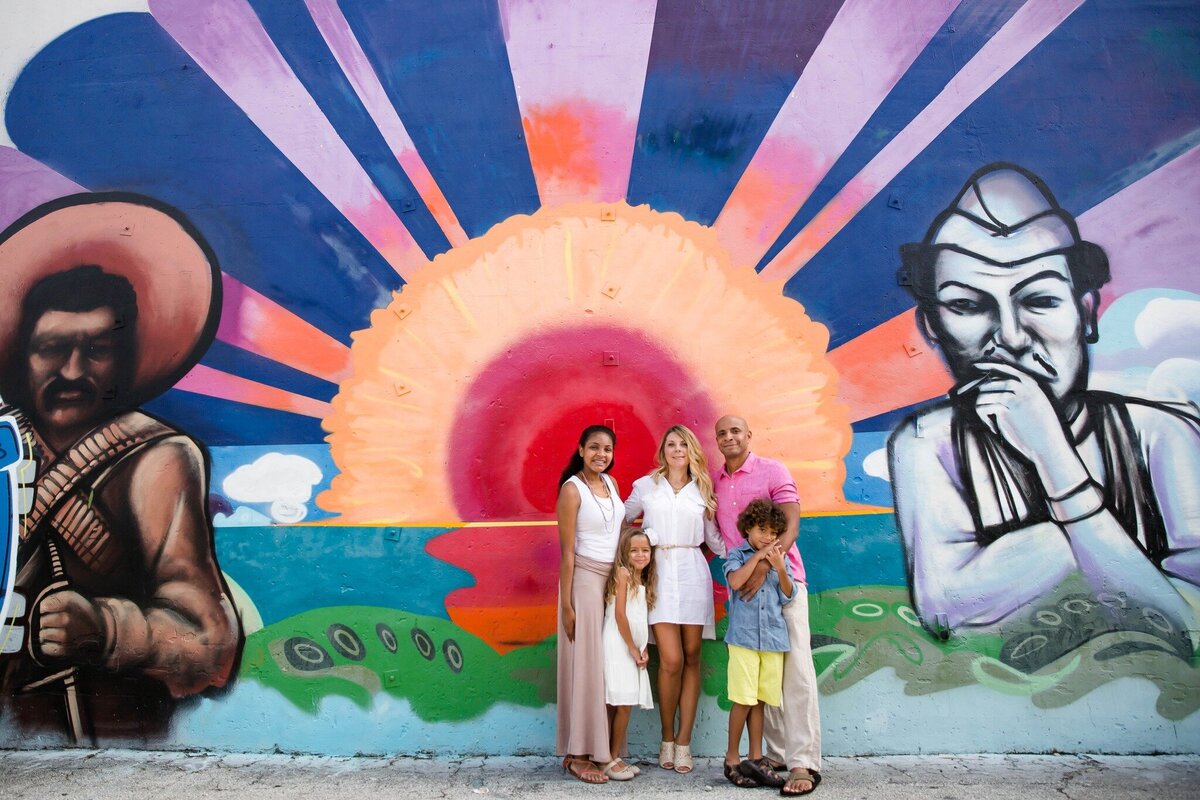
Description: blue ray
200,339,339,405
339,0,538,237
759,0,1024,273
5,12,398,347
246,0,451,258
144,391,328,446
628,0,844,224
779,0,1200,349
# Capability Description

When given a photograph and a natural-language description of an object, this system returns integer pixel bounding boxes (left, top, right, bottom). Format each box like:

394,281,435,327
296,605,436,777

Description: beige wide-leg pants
763,589,822,773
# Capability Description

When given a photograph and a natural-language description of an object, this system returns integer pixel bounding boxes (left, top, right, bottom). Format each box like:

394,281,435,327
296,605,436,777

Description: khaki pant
762,588,822,773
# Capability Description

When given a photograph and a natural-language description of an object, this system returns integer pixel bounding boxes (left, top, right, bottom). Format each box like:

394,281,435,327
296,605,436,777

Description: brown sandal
780,768,821,796
563,757,608,784
724,760,761,788
740,758,785,788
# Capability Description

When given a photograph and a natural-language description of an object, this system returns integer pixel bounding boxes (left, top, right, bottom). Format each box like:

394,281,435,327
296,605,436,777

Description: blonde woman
624,425,725,773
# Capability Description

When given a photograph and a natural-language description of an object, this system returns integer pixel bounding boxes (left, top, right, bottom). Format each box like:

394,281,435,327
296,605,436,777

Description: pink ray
0,146,86,230
759,0,1086,284
714,0,960,269
1085,145,1200,309
303,0,468,247
831,143,1200,419
150,0,429,279
0,147,352,383
218,274,352,383
175,364,333,419
498,0,657,206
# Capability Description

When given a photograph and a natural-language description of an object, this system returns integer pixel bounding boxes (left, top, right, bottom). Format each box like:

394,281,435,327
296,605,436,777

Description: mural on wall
0,0,1198,751
0,195,243,743
889,162,1199,642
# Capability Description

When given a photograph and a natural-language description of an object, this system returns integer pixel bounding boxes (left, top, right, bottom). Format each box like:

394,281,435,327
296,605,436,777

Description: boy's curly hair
736,498,786,538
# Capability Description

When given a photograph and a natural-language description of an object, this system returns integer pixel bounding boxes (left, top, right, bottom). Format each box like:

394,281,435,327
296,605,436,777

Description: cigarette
953,374,993,396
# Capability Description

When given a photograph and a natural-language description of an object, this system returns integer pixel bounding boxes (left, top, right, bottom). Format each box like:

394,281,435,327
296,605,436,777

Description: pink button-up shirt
712,452,806,585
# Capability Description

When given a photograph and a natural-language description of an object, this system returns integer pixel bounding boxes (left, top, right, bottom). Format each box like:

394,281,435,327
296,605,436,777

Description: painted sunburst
321,201,852,524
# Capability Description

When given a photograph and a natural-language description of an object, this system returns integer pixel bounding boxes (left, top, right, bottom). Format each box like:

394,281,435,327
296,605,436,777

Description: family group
555,417,822,796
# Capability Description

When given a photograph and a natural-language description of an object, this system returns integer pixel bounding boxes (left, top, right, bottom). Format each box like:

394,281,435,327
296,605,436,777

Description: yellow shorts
726,644,784,707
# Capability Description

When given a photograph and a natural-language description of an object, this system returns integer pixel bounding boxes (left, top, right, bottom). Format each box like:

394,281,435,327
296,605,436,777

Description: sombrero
0,193,221,405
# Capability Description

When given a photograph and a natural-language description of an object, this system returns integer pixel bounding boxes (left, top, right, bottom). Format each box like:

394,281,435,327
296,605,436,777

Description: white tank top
566,473,624,562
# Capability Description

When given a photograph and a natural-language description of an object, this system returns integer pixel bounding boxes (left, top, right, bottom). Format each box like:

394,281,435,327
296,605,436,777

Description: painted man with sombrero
0,194,240,742
887,164,1200,639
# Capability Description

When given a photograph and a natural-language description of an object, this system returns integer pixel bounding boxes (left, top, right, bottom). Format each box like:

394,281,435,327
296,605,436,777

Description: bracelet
1046,478,1092,503
1047,481,1105,524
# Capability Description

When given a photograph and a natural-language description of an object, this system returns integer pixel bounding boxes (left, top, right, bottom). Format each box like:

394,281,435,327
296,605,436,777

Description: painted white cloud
213,506,273,528
1147,358,1200,405
222,454,323,522
1134,297,1200,352
863,448,890,482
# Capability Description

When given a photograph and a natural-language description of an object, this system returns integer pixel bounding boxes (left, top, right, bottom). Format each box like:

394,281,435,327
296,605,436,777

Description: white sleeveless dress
602,585,653,709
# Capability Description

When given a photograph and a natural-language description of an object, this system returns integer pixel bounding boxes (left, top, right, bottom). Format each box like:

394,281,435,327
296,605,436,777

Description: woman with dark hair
556,425,625,784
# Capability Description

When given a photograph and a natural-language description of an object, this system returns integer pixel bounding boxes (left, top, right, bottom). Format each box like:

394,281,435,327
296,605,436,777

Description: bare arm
612,568,646,666
776,501,801,554
727,548,768,592
973,368,1200,629
889,417,1076,630
735,500,800,600
557,481,581,641
39,436,240,697
766,544,794,601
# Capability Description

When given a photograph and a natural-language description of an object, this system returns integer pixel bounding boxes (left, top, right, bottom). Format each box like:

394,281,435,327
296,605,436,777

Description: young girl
600,527,657,781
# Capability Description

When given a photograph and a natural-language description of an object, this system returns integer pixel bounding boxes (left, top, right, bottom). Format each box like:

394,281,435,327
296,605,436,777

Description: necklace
580,471,614,526
667,472,689,495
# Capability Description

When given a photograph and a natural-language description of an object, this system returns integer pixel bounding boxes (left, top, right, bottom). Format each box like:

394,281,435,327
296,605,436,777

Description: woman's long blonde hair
651,425,717,518
605,527,656,611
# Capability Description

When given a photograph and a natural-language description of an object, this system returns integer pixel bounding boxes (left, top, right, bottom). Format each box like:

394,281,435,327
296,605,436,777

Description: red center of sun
448,323,717,519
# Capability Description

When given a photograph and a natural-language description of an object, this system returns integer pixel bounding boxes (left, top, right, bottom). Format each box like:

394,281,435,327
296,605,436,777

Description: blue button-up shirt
722,542,794,653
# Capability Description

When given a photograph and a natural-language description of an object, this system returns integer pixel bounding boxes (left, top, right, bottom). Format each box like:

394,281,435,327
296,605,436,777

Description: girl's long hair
605,526,657,611
557,424,617,489
650,425,716,518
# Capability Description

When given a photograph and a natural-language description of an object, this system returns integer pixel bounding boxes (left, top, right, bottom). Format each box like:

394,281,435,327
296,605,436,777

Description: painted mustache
41,377,98,407
952,349,1058,397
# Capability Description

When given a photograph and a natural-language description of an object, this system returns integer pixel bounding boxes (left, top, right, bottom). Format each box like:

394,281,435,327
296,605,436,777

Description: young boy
722,498,794,789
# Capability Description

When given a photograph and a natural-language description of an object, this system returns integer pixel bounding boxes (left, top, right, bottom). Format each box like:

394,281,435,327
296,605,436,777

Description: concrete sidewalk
2,750,1198,799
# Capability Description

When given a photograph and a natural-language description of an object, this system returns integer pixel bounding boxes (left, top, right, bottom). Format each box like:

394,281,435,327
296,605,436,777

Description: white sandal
673,744,693,774
602,759,636,781
658,740,675,770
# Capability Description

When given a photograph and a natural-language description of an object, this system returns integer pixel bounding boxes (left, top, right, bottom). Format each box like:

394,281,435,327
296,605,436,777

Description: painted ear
917,308,941,346
1080,290,1100,343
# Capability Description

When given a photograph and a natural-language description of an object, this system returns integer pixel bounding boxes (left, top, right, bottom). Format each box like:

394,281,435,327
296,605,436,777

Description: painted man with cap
888,163,1200,636
0,194,240,741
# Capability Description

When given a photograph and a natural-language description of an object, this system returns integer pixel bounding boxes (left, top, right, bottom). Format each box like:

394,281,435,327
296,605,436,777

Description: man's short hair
736,498,787,538
898,163,1110,310
13,266,139,399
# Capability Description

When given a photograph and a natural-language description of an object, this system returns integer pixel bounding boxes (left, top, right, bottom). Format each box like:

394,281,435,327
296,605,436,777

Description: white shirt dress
624,474,726,638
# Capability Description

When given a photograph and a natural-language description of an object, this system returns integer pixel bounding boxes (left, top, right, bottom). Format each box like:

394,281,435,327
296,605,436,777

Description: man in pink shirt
712,415,822,796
